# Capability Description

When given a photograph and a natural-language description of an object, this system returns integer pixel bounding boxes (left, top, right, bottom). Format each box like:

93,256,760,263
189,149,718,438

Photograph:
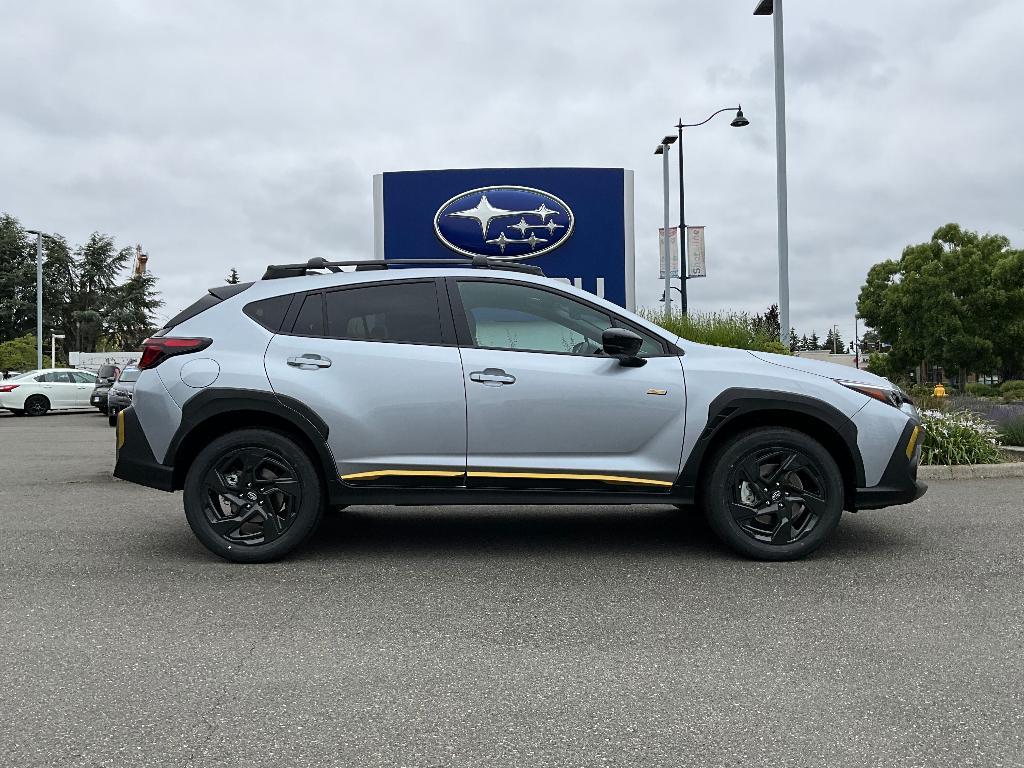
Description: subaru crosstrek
114,257,926,563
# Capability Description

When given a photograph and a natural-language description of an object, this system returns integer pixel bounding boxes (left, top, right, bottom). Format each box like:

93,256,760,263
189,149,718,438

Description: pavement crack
185,636,260,767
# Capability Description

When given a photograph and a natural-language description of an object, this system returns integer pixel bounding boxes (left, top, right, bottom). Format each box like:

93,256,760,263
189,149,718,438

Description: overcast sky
2,0,1021,340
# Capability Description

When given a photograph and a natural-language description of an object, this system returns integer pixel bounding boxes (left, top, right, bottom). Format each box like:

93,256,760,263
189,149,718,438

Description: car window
455,281,664,356
325,282,442,345
117,368,140,383
37,371,73,383
291,292,325,336
244,293,294,332
70,371,95,383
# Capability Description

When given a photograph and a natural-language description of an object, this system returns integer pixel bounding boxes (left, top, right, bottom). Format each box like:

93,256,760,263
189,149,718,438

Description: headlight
836,380,910,409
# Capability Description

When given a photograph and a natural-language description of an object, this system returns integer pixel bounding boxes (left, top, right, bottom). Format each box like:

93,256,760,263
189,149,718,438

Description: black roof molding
262,256,544,280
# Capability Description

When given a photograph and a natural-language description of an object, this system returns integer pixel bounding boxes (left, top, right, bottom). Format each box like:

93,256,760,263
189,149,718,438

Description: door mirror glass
602,328,646,367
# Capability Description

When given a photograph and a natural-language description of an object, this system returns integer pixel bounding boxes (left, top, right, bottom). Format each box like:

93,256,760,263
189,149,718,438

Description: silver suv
114,257,925,563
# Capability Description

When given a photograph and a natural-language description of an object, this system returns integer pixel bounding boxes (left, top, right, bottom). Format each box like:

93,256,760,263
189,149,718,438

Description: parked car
114,257,925,563
0,368,99,416
90,364,122,414
106,365,140,426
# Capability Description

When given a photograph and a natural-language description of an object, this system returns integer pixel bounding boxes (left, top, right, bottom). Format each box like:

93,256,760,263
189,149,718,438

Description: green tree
0,334,38,372
857,223,1024,380
104,272,164,350
0,215,34,342
226,268,240,284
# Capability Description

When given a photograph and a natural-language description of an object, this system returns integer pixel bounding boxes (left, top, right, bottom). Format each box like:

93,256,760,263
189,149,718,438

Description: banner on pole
686,226,706,278
658,227,679,279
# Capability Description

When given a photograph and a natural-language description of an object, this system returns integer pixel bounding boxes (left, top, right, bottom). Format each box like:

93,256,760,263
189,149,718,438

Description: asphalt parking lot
1,412,1022,767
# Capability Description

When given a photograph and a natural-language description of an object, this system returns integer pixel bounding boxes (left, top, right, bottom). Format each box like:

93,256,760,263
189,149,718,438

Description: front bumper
853,419,928,510
113,407,174,492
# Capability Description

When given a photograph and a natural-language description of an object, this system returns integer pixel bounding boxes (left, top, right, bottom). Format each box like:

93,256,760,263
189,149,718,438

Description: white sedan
0,368,98,416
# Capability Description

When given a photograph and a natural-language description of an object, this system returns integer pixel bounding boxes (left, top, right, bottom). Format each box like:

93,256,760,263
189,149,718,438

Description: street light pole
654,135,677,316
51,334,65,369
676,124,688,315
25,229,45,370
673,107,749,317
754,0,791,348
854,314,861,369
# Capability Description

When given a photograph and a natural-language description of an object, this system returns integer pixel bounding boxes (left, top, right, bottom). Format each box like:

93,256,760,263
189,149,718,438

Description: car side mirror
602,328,646,367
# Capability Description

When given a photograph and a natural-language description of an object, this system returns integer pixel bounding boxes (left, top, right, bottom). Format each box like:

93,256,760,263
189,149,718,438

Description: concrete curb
918,462,1024,480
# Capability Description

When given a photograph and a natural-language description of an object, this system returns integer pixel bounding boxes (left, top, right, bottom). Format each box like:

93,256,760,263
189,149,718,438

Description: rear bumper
853,419,927,510
113,407,174,492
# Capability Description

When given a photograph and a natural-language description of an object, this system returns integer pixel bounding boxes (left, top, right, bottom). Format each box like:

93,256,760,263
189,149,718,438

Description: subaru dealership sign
373,168,635,308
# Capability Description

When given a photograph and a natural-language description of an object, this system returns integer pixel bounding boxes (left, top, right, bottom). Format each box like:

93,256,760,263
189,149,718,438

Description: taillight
138,337,212,370
0,384,19,393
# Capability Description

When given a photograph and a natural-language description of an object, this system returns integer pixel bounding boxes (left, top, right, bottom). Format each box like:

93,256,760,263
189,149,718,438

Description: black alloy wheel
183,429,322,563
705,427,843,561
24,395,49,417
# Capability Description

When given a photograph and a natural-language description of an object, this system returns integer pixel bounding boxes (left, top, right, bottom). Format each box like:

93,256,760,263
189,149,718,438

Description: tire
8,409,25,416
703,427,843,561
183,429,323,563
108,410,118,427
24,395,49,417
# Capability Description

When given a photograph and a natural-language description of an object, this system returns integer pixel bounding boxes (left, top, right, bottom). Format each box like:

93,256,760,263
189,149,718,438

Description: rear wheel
24,395,49,417
183,429,323,563
704,428,843,561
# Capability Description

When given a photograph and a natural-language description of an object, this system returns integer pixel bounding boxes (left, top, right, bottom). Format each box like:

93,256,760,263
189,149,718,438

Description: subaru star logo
434,185,575,261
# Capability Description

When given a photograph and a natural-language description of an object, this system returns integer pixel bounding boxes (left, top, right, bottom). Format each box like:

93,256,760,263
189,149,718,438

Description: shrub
965,382,998,397
919,409,1003,465
999,380,1024,401
642,309,789,354
999,416,1024,447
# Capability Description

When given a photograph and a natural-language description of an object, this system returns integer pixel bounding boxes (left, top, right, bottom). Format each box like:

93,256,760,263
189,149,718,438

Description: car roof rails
261,255,545,280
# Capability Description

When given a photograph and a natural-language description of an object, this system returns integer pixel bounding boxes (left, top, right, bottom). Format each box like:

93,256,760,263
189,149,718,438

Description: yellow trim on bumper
116,409,126,450
906,425,920,459
341,469,465,481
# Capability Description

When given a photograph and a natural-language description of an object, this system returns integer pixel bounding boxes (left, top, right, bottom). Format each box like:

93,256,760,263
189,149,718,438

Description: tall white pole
35,233,43,370
661,145,673,316
773,0,790,347
51,335,56,369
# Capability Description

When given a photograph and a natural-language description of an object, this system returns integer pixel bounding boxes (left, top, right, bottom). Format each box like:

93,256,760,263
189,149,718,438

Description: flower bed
919,409,1004,466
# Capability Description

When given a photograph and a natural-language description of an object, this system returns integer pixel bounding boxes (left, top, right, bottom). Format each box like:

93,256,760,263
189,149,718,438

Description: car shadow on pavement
306,505,722,559
300,505,920,562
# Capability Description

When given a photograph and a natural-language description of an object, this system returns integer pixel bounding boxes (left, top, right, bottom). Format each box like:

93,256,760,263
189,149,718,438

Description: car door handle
469,368,516,386
287,354,332,369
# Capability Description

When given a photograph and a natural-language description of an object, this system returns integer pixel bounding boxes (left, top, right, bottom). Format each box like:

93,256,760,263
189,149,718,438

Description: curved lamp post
673,106,749,315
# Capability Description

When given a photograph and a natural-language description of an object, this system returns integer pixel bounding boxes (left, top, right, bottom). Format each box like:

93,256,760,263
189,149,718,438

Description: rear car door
70,371,97,405
263,278,468,485
449,278,686,491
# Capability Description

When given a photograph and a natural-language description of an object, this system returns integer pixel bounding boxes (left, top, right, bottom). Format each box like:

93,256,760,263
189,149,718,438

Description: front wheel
183,429,323,563
108,410,118,427
704,427,843,561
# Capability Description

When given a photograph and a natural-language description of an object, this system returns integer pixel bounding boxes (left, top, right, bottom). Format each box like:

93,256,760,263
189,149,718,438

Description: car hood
746,351,894,388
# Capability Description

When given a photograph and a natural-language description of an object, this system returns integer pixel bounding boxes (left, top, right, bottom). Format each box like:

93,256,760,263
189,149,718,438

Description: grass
641,309,789,354
999,416,1024,447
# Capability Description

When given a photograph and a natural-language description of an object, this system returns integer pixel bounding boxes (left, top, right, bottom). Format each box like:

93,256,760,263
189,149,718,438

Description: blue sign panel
373,168,635,308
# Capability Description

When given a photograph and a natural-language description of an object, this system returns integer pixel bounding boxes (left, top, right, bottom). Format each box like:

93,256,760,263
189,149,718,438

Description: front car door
449,278,686,492
264,278,467,486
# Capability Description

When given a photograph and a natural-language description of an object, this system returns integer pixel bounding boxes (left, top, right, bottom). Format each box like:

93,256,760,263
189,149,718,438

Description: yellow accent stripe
341,468,673,488
467,471,673,487
906,425,920,459
341,469,464,481
116,410,126,450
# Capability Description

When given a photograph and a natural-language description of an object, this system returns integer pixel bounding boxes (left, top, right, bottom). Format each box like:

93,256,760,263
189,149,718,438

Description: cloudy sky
2,0,1022,340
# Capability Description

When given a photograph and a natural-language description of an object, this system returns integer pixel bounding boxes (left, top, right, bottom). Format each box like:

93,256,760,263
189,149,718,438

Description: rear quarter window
243,293,295,332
